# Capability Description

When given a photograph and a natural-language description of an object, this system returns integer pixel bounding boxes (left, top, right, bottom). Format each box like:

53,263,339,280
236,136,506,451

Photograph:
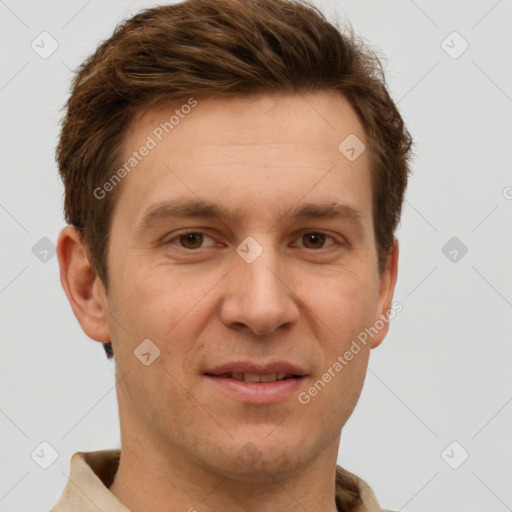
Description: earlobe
370,237,399,349
57,225,111,343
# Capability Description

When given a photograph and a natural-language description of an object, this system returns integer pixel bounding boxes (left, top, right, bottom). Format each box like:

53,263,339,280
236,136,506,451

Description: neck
109,424,341,512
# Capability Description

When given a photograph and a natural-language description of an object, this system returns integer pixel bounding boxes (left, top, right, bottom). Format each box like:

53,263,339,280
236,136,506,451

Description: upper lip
205,361,307,376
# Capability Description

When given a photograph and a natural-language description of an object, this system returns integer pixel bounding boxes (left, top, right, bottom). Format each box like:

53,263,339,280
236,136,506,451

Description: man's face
99,92,397,477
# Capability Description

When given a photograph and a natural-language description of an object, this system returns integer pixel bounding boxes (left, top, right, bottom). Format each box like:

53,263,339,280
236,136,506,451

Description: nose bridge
221,235,298,335
241,242,281,298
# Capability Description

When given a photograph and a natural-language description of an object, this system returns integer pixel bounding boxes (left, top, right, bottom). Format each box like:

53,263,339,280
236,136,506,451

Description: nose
219,243,300,336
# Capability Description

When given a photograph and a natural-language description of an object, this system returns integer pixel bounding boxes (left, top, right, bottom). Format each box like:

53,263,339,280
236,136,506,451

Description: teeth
214,372,294,382
212,372,293,382
244,373,264,382
259,373,277,383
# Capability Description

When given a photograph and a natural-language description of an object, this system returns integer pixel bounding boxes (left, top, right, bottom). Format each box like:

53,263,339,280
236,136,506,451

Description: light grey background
1,1,511,510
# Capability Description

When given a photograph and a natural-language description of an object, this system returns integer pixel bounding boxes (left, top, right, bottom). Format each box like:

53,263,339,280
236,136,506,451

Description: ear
370,237,399,349
57,225,111,343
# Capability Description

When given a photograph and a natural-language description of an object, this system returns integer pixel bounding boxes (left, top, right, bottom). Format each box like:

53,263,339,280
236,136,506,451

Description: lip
204,360,307,376
204,374,306,404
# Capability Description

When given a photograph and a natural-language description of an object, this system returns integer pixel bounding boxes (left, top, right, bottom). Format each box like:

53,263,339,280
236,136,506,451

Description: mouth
204,372,303,383
203,361,308,403
203,371,307,404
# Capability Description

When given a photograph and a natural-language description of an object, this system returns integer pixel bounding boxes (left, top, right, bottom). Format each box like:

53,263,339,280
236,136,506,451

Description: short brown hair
57,0,413,359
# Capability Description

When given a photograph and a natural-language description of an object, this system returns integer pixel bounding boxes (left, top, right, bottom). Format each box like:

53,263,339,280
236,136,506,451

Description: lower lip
204,375,306,404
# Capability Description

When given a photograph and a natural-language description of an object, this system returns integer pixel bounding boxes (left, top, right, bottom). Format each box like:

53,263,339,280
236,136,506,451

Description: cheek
302,273,377,420
109,264,190,330
107,264,218,377
300,346,370,435
306,271,379,344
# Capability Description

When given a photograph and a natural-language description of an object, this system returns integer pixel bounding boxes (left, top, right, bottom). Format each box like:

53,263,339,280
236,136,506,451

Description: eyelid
164,230,217,248
291,230,342,248
164,229,344,250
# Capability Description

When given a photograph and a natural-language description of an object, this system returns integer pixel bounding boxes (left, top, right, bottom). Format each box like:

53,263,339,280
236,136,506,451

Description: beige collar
50,450,388,512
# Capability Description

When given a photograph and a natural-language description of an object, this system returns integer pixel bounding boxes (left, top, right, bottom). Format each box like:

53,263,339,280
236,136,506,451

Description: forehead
112,92,372,228
125,91,367,163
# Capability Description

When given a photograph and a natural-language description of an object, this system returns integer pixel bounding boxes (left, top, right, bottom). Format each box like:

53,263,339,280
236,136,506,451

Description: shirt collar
50,450,386,512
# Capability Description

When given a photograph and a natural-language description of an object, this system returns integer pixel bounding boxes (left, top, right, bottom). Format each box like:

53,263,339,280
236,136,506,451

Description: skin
57,91,398,512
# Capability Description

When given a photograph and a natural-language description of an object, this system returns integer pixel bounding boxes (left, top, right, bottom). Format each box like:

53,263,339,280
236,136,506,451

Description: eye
166,231,216,250
294,232,338,249
164,230,341,252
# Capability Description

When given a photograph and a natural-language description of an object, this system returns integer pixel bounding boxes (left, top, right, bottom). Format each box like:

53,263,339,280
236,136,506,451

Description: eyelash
164,230,343,251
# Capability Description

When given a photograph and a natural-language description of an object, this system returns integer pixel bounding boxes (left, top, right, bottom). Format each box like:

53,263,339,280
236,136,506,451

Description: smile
204,374,306,404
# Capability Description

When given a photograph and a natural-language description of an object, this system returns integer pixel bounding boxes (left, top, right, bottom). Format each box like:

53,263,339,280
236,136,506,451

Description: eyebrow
135,198,365,235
